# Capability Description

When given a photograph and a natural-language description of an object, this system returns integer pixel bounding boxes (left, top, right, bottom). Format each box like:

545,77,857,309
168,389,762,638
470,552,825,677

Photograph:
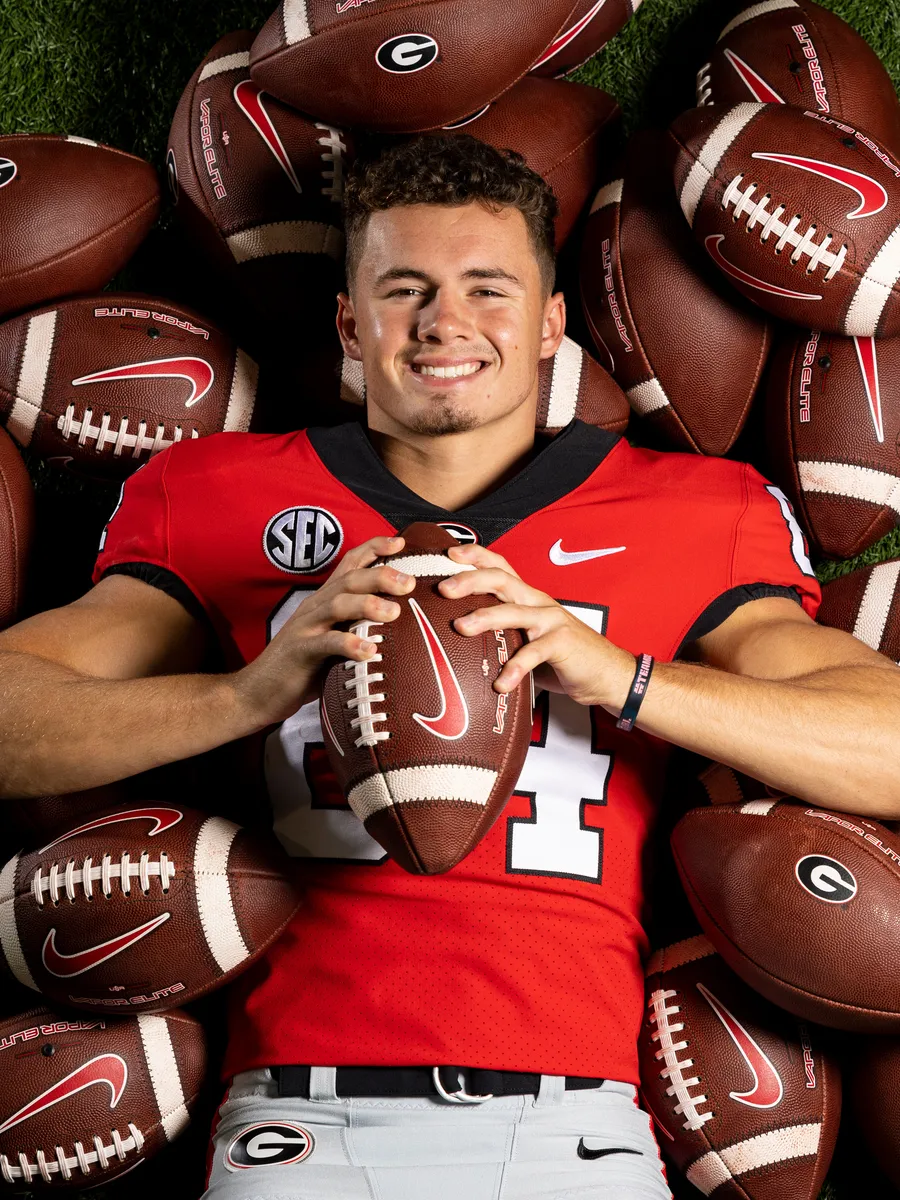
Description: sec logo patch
225,1121,315,1170
263,506,343,574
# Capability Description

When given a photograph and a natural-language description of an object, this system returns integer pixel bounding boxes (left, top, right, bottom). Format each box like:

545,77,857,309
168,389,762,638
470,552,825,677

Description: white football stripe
137,1015,190,1141
199,51,250,81
65,135,98,146
719,0,798,41
9,310,57,447
740,798,781,814
282,0,312,45
227,221,344,263
854,560,900,651
679,103,762,226
341,355,365,406
687,1123,820,1195
382,556,475,578
193,817,248,974
844,225,900,337
646,933,715,976
0,856,37,990
589,178,624,215
545,336,584,429
349,766,498,823
798,460,900,515
223,348,258,433
628,378,670,415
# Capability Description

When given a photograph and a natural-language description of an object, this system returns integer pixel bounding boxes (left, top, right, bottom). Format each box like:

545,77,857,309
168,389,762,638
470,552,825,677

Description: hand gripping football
641,934,840,1200
320,523,533,874
0,1004,205,1189
0,804,302,1013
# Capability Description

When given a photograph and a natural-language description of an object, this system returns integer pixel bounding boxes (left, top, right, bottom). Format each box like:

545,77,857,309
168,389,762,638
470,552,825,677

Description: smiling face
337,202,565,439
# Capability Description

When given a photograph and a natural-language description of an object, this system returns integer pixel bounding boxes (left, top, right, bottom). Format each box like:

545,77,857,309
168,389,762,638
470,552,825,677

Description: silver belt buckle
432,1066,493,1104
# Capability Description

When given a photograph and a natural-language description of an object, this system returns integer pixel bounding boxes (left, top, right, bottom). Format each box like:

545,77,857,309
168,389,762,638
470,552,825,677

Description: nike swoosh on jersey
577,1140,643,1161
42,912,171,978
697,982,784,1108
549,541,626,566
409,597,469,740
0,1054,128,1135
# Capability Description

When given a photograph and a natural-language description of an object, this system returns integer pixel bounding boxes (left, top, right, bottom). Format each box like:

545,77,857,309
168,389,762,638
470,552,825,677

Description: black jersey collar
306,420,620,545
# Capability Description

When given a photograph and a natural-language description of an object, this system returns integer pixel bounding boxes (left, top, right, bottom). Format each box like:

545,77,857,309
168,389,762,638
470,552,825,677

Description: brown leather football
248,0,585,132
0,804,302,1013
818,558,900,660
167,30,353,349
320,522,533,874
672,799,900,1032
849,1035,900,1190
641,934,840,1200
765,328,900,558
0,135,159,321
441,77,620,250
0,425,32,631
581,130,771,455
697,1,900,155
531,0,642,77
0,293,258,478
0,1003,205,1189
670,103,900,337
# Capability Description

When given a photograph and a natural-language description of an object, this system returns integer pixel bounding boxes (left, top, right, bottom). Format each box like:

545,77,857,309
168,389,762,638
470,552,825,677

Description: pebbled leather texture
0,425,32,631
531,0,640,79
817,558,900,660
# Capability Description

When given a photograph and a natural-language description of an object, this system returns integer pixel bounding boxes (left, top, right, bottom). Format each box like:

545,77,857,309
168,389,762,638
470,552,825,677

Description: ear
336,292,363,361
539,291,567,361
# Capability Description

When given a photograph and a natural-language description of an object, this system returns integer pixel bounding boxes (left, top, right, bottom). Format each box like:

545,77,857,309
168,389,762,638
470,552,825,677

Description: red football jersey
94,422,819,1084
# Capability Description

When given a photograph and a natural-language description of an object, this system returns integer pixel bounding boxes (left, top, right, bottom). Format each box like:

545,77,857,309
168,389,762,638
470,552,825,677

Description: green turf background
0,0,899,1196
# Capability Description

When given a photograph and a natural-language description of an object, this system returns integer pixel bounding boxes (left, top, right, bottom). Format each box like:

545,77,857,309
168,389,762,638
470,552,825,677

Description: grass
0,0,899,1197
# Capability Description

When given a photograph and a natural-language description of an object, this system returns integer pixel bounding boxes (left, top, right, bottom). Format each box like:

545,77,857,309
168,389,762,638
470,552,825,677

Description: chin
404,403,480,436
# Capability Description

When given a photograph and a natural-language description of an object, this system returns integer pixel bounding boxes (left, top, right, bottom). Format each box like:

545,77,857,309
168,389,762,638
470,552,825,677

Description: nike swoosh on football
409,597,469,740
697,982,784,1108
704,235,822,301
42,912,171,978
577,1140,643,1161
40,806,184,854
549,541,626,566
0,1054,128,1135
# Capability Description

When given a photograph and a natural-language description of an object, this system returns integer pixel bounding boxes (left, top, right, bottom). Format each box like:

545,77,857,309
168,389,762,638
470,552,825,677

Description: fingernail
392,570,411,583
361,641,377,654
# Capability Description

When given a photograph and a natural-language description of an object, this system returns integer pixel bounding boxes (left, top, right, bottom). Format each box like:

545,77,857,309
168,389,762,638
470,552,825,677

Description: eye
387,287,424,298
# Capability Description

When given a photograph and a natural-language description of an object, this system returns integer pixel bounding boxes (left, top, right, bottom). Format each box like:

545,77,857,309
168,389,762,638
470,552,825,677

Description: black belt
276,1066,605,1100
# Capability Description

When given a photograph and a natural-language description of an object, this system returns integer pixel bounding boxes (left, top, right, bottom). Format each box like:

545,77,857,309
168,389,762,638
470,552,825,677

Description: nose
416,288,476,343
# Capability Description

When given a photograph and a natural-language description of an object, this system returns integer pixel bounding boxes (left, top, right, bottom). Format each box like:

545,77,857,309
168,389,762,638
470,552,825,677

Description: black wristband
616,654,654,733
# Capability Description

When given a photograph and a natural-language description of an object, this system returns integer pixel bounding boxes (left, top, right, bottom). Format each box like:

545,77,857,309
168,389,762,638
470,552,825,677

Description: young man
0,135,898,1200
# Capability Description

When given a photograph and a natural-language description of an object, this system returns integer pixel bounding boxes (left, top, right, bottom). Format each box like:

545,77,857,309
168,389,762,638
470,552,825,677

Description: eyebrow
374,266,525,289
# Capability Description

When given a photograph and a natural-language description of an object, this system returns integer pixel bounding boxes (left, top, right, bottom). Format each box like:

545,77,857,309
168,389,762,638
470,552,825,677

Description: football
0,134,159,321
0,425,32,631
581,129,771,455
697,1,900,155
672,799,900,1032
320,522,533,875
766,329,900,558
531,0,642,77
670,103,900,337
0,1003,205,1188
442,77,620,250
339,334,630,437
818,559,900,660
641,934,840,1200
850,1035,900,1189
167,31,353,345
0,293,259,478
0,803,302,1013
248,1,586,132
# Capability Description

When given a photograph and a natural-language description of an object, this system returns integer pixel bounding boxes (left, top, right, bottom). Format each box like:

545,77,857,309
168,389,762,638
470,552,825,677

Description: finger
332,535,405,578
327,591,402,626
453,602,563,640
307,629,381,663
447,542,521,578
337,562,416,598
493,634,567,693
443,564,552,607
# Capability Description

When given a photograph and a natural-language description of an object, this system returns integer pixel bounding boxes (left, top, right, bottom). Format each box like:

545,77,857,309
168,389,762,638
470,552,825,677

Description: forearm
629,659,900,817
0,651,254,798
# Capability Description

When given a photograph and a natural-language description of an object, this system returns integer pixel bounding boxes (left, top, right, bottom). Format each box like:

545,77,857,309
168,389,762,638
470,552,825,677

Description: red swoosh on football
705,235,823,300
409,597,469,740
42,913,171,978
40,807,184,854
532,0,608,69
0,1054,127,1135
233,79,302,193
853,335,885,443
72,358,215,408
697,983,784,1108
723,49,784,104
752,151,888,218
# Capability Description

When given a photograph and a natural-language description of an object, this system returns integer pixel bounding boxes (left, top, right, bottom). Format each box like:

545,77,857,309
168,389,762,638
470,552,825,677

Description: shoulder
154,429,314,480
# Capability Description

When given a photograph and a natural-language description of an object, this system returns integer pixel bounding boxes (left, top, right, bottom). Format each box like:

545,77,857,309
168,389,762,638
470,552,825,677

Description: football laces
56,405,199,458
722,174,848,279
343,620,389,748
648,986,714,1132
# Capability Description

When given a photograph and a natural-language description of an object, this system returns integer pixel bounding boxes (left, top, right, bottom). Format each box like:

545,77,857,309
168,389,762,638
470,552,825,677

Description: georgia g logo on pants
225,1122,315,1170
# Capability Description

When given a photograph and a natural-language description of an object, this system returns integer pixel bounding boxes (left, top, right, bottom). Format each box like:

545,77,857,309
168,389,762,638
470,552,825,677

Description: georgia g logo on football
376,34,439,74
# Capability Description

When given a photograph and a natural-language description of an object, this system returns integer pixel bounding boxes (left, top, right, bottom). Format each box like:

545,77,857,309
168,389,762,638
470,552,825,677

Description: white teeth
414,362,482,379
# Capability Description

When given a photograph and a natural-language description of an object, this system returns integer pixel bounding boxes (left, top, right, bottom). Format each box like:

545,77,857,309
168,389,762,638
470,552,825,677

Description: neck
367,409,538,511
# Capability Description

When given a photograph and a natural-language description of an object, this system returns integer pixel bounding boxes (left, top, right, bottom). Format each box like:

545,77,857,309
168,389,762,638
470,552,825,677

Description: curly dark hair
343,133,559,294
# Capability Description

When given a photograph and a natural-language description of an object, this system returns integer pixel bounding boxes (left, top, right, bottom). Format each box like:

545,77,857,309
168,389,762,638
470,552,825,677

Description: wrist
599,648,639,712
